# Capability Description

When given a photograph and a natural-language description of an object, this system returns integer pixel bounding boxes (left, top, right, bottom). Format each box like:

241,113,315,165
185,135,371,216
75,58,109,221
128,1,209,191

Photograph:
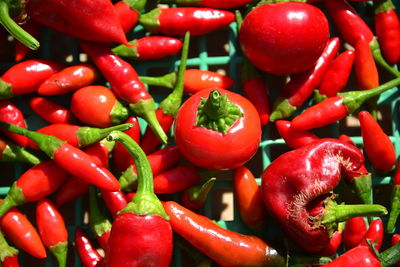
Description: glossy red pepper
319,230,343,257
359,218,384,251
36,198,68,267
0,59,64,99
354,38,380,92
153,165,202,194
261,139,387,253
29,96,75,124
392,234,400,267
80,41,167,144
388,160,400,233
75,227,103,267
14,20,41,61
89,187,112,251
291,77,400,131
0,100,29,147
26,0,130,45
140,33,189,154
71,85,129,128
164,201,285,267
359,110,396,172
276,120,319,149
112,36,183,60
105,131,173,266
37,64,98,95
0,230,19,267
0,136,41,164
343,217,368,250
114,0,146,33
100,189,128,219
160,0,251,8
270,37,340,121
180,177,216,211
175,88,261,170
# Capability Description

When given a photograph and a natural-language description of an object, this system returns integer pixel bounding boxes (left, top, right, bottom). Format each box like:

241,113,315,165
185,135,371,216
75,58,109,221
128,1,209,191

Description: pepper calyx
0,182,25,218
139,73,177,89
119,165,138,192
110,101,130,125
0,79,13,100
111,41,140,58
77,123,133,147
0,232,18,261
138,8,161,33
49,241,68,267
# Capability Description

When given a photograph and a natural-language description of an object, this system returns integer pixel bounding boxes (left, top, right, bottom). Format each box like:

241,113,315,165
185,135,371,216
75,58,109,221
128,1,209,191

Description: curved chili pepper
100,189,128,219
112,36,183,60
359,218,384,251
0,136,41,164
0,100,29,147
392,234,400,267
105,131,173,266
0,160,69,218
140,32,189,154
80,41,168,144
387,160,400,233
71,85,129,128
29,96,75,124
0,59,64,99
359,110,396,172
276,120,319,149
75,227,103,267
374,0,400,66
0,230,19,267
270,37,340,121
26,0,130,45
139,7,235,36
36,198,68,267
114,0,146,33
15,20,41,61
261,139,388,253
164,200,285,267
160,0,252,8
319,230,343,257
354,38,379,92
0,122,121,191
37,64,98,95
343,217,368,250
0,203,46,258
89,187,112,251
181,177,216,211
139,69,234,94
291,77,400,131
153,165,202,194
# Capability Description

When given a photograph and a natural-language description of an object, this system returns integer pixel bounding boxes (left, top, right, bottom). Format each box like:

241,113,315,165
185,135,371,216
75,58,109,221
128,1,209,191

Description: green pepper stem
119,165,138,192
374,0,396,14
0,1,39,50
387,185,400,233
2,142,42,165
139,73,177,89
0,79,13,100
107,131,168,220
380,240,400,267
0,182,25,218
139,8,161,33
370,38,400,78
89,186,112,237
111,40,139,59
186,177,216,204
235,10,243,32
77,123,133,147
49,242,68,267
123,0,147,12
352,173,373,205
110,101,130,125
0,230,18,261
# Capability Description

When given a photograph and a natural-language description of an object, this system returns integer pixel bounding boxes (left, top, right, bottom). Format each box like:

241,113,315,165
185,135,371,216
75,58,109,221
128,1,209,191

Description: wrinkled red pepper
29,96,75,124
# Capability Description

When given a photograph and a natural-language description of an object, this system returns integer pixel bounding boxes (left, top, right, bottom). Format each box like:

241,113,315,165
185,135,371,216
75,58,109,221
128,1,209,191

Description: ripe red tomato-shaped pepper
174,88,261,170
239,2,330,75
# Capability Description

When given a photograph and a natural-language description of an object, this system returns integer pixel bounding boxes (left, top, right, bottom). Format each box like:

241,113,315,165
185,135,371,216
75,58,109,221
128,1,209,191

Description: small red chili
275,120,319,149
100,189,128,219
29,96,75,124
114,0,146,33
75,227,103,267
0,100,29,147
354,38,380,91
159,0,252,8
0,230,19,267
343,217,368,250
153,165,202,194
359,218,384,251
319,230,343,257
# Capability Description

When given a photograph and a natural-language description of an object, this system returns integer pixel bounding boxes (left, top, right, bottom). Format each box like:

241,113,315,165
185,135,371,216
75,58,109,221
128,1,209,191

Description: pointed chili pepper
359,110,396,172
89,187,112,251
387,160,400,233
29,96,76,124
36,198,68,267
181,177,216,211
140,32,189,154
0,0,39,50
164,200,286,267
26,0,131,45
37,64,98,95
262,139,388,253
354,37,380,92
0,136,41,164
359,218,384,251
100,189,128,219
153,165,202,194
160,0,252,8
75,227,103,267
0,100,28,147
233,166,268,235
112,36,183,61
0,160,69,218
80,41,168,144
276,120,319,149
139,7,234,36
0,59,64,99
119,145,183,192
15,20,41,61
104,131,173,266
114,0,146,33
374,0,400,66
315,50,355,102
291,77,400,131
319,230,343,257
270,37,340,121
71,86,129,128
0,202,46,258
343,217,368,250
391,234,400,267
0,230,19,267
0,122,121,191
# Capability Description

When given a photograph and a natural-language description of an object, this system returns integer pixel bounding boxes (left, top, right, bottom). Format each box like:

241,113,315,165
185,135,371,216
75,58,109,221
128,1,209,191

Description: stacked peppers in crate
0,0,400,266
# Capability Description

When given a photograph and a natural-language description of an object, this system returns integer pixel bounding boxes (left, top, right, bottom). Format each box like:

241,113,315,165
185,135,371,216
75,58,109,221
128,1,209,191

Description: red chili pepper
386,160,400,233
100,189,128,219
0,59,64,99
71,85,129,128
175,88,261,170
276,120,319,149
140,33,189,154
153,165,202,194
374,0,400,66
0,203,46,258
114,0,146,33
104,131,173,266
36,198,68,267
180,177,216,211
354,38,380,92
112,36,183,61
29,96,75,124
359,218,384,251
0,136,41,164
343,217,368,250
359,110,396,172
0,160,69,218
80,41,168,144
0,122,121,191
233,166,268,234
270,37,340,121
26,0,130,45
291,77,400,131
75,227,103,267
160,0,252,8
319,230,343,257
0,100,29,147
37,64,98,95
14,20,41,61
261,139,387,253
392,234,400,267
164,201,285,267
139,7,234,36
89,187,112,251
0,230,19,267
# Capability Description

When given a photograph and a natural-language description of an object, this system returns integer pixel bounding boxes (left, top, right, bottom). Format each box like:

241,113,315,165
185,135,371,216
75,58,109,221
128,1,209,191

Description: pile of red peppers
0,0,400,266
